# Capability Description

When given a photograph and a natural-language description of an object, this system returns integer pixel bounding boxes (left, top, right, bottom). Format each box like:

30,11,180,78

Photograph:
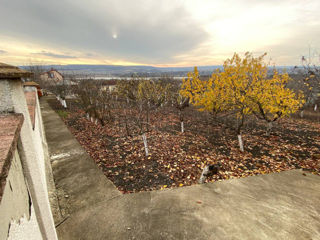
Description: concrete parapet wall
0,70,58,240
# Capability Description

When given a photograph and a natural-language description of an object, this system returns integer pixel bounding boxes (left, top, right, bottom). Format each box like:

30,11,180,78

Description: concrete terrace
41,96,320,240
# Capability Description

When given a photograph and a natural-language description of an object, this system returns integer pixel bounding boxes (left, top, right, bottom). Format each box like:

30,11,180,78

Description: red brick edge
0,114,24,203
25,91,37,130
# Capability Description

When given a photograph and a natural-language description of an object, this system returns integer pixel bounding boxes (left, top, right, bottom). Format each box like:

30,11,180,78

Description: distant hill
21,64,221,76
21,64,296,77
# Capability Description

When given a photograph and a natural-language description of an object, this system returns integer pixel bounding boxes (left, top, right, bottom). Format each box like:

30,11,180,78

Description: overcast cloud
0,0,319,66
0,0,207,63
32,51,77,59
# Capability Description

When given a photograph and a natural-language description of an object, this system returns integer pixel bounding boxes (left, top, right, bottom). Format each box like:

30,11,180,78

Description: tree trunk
314,104,318,111
124,116,130,136
142,133,149,156
266,122,273,136
146,106,150,132
179,110,184,133
62,99,67,109
300,110,304,118
238,134,244,152
198,166,210,184
181,121,184,133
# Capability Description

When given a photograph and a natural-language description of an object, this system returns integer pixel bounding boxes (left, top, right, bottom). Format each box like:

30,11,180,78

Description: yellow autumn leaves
180,52,305,122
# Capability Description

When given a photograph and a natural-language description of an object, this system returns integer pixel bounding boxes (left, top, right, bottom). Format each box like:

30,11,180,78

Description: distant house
40,69,64,85
100,80,117,92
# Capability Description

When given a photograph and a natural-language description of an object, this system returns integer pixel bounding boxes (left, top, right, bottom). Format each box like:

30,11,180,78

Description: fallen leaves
49,99,320,194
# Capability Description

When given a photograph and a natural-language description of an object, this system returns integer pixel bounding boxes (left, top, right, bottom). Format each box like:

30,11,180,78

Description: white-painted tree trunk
86,113,90,120
181,121,184,133
62,99,67,108
314,104,318,111
199,166,209,184
95,119,98,125
90,117,94,123
238,134,244,152
300,110,304,118
142,133,149,156
266,122,273,136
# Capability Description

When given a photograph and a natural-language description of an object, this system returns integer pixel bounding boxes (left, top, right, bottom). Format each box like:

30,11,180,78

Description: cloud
33,51,77,59
255,19,320,65
0,0,208,64
0,50,7,54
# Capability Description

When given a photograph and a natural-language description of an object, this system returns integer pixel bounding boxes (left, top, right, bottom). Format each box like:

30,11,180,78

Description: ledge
25,91,37,129
0,113,24,202
0,62,32,79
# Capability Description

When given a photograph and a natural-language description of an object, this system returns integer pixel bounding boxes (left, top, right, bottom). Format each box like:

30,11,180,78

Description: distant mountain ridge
21,64,296,76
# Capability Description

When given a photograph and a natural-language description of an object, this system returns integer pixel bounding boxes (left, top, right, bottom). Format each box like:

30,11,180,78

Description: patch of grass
57,110,69,119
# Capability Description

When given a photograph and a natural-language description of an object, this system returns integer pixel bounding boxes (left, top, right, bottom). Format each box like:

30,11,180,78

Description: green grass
57,110,69,119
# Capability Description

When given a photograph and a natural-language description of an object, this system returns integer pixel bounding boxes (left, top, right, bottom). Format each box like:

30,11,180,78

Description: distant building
100,80,117,92
40,68,64,85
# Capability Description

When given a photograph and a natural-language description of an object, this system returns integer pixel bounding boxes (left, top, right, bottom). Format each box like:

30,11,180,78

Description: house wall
1,79,58,240
40,71,63,84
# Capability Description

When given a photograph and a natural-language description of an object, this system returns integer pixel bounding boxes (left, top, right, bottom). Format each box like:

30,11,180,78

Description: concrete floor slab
41,97,320,240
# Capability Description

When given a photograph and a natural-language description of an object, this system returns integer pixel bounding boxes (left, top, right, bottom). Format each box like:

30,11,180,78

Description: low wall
0,69,58,240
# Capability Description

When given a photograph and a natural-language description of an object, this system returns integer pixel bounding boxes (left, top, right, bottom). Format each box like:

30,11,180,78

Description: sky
0,0,319,67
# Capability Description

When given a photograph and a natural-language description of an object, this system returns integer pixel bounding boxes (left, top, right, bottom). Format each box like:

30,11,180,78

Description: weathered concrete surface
41,97,320,240
41,97,120,220
56,170,320,240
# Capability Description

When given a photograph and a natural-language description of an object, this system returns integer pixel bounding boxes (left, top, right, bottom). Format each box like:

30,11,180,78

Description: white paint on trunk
238,134,244,152
199,166,210,184
90,117,94,123
95,119,98,125
300,110,304,118
142,133,149,156
314,104,318,111
62,99,67,108
181,121,184,133
86,113,90,120
266,122,273,136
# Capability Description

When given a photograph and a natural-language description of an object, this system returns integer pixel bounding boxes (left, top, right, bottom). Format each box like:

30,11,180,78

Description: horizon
1,0,320,67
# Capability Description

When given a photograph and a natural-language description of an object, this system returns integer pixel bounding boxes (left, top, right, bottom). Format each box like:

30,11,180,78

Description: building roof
101,80,117,86
40,68,64,78
0,114,24,202
0,62,33,79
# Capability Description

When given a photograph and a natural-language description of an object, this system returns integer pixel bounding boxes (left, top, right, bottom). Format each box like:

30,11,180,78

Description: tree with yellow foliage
181,52,304,151
250,70,304,135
